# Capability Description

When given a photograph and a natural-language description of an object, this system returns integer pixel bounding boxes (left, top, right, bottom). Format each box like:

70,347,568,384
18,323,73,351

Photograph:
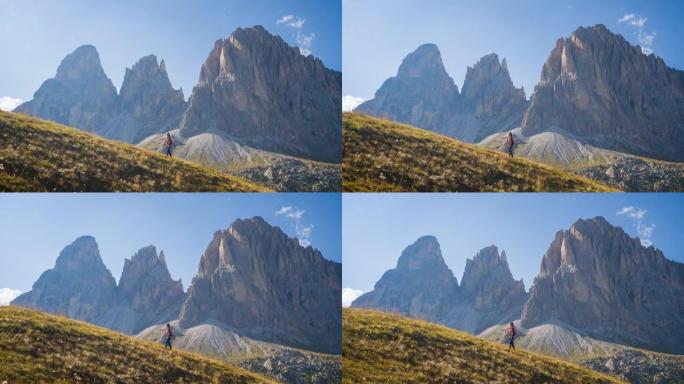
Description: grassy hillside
343,309,624,384
0,111,270,191
0,306,275,383
343,113,616,192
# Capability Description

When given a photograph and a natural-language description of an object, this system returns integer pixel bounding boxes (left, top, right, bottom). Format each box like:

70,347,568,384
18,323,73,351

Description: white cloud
0,96,22,111
617,206,646,220
618,13,655,54
616,206,655,246
0,288,21,306
342,288,364,307
342,95,365,112
275,206,314,247
277,14,314,56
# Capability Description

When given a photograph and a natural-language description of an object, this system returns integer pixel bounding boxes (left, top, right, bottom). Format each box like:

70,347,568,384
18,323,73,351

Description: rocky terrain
179,216,342,355
233,157,341,192
576,156,684,192
582,349,684,384
521,217,684,355
353,238,527,333
521,25,684,162
238,349,341,384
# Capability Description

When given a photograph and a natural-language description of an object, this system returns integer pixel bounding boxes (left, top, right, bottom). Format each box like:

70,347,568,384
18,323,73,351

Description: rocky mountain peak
54,235,109,272
181,25,342,163
118,245,180,294
397,43,453,81
461,245,515,291
55,45,110,82
522,217,684,354
179,217,342,354
396,235,451,273
461,53,521,103
521,24,684,161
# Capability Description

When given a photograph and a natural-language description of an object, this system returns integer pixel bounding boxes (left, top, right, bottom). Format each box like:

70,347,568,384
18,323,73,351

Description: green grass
343,113,617,192
0,306,276,384
343,309,625,384
0,111,271,191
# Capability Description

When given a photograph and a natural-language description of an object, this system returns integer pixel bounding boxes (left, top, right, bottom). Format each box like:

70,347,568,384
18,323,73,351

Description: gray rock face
444,54,528,142
102,55,186,142
521,24,684,162
99,246,186,334
178,216,342,354
456,245,527,331
353,239,525,334
353,236,459,321
12,236,117,321
521,216,684,354
14,45,119,133
179,25,341,163
355,44,459,132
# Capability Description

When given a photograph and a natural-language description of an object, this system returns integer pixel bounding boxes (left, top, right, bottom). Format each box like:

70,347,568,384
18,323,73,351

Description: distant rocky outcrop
444,54,528,142
12,236,117,321
179,26,341,163
99,246,186,334
12,238,185,335
15,46,185,143
102,55,186,142
353,238,526,334
15,46,119,133
352,236,459,321
178,216,342,354
521,216,684,354
521,25,684,162
355,44,460,132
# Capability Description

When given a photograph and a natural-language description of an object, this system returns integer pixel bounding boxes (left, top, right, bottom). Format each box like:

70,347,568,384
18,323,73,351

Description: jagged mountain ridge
12,238,185,335
355,45,527,143
352,237,527,334
15,47,185,143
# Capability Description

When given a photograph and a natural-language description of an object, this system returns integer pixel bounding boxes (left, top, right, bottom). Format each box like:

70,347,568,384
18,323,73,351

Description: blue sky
0,0,341,110
342,0,684,109
342,193,684,306
0,193,341,301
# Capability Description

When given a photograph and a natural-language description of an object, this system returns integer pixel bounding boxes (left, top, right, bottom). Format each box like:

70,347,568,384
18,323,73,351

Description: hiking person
163,323,174,350
163,132,174,157
506,321,516,351
506,132,515,157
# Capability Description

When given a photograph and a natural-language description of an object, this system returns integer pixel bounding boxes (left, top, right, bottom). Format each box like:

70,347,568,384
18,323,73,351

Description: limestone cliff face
178,217,342,354
98,246,186,334
521,25,684,161
14,45,118,133
444,54,528,142
521,217,684,354
102,55,186,142
12,236,117,321
179,26,342,163
355,44,460,131
352,236,460,321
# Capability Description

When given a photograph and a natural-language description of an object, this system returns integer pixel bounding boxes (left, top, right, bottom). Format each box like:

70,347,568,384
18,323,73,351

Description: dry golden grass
343,113,617,192
343,308,625,384
0,111,270,192
0,306,276,384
